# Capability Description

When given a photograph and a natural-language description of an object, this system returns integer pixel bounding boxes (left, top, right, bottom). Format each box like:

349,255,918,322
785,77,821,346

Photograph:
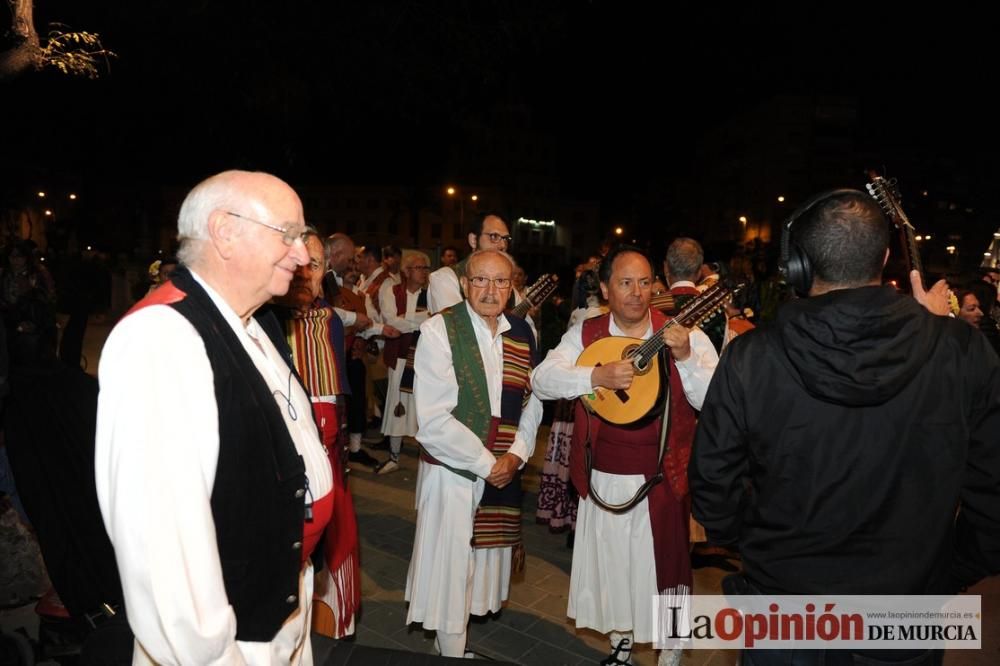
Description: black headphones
779,188,863,296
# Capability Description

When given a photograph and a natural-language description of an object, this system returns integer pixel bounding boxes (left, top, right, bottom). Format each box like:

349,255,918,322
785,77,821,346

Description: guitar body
576,336,662,425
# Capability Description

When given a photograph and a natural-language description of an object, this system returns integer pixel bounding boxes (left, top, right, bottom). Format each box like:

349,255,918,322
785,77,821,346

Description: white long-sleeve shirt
94,271,331,666
379,284,430,336
427,266,463,315
415,301,543,477
531,311,718,410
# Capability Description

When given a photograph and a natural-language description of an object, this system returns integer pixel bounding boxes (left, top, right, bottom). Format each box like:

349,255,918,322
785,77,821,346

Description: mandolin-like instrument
576,283,736,424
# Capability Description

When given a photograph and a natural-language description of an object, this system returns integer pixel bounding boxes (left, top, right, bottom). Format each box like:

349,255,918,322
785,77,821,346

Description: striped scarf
285,305,345,398
439,304,535,557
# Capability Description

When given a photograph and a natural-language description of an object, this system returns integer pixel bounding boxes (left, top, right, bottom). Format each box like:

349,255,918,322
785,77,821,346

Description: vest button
295,488,305,498
292,541,302,550
286,595,297,604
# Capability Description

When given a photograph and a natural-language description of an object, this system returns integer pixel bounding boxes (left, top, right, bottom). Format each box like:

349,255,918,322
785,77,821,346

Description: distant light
922,190,929,197
915,235,923,241
739,216,747,224
69,193,77,200
994,233,1000,239
777,196,785,203
37,191,45,198
44,209,52,216
946,246,956,254
87,245,93,251
517,217,555,227
446,187,456,196
470,194,478,202
614,226,623,236
39,257,45,262
924,234,931,240
987,252,994,257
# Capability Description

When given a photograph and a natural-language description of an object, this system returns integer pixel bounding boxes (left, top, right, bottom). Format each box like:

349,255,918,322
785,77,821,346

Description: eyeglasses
482,232,513,245
225,211,307,246
409,265,431,271
468,275,512,289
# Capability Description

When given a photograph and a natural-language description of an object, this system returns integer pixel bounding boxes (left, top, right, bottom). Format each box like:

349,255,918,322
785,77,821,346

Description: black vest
168,268,309,642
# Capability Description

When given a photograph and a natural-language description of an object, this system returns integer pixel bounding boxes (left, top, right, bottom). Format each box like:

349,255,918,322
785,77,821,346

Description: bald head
466,249,515,278
177,170,300,269
325,232,355,274
175,169,308,321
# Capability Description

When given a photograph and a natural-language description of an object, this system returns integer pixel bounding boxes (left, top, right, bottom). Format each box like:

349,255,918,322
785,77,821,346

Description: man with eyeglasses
427,211,513,314
531,245,718,666
374,251,432,474
405,249,542,658
96,171,332,664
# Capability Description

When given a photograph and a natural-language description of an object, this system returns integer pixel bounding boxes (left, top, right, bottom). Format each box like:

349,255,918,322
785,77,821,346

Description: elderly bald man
96,170,332,665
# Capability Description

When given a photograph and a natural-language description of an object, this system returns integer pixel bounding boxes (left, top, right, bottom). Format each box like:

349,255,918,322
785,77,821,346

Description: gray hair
325,232,353,264
401,250,430,270
176,172,246,267
665,237,703,283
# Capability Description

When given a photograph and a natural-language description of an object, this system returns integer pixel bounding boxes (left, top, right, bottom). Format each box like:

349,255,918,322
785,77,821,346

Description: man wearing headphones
690,189,1000,665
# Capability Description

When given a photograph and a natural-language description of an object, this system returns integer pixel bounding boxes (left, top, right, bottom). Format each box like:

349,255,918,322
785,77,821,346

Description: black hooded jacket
690,285,1000,594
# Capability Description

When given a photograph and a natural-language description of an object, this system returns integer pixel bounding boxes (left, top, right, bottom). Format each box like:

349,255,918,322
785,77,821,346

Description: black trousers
346,357,366,435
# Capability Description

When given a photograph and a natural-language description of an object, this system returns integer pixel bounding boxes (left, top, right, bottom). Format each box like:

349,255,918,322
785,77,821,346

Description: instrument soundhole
625,344,652,376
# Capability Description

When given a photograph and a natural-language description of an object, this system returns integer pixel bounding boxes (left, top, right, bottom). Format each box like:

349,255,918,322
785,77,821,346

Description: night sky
3,2,996,247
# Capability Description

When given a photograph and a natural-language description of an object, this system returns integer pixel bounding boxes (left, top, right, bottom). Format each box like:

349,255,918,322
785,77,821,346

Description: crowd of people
2,172,999,666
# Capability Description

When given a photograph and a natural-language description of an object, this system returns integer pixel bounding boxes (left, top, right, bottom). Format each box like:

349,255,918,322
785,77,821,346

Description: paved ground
346,435,735,666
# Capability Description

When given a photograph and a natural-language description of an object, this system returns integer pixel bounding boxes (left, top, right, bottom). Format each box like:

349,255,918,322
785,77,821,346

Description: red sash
310,402,360,638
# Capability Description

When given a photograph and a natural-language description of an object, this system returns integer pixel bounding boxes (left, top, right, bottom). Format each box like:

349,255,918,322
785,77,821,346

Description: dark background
3,1,997,266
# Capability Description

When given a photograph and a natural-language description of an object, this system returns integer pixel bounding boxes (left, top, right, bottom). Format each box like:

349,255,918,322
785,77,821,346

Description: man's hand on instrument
663,324,692,361
591,358,635,390
910,270,951,317
354,312,372,330
486,452,522,489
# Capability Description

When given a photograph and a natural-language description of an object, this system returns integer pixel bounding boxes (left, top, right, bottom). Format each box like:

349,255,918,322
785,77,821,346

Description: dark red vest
569,308,697,502
568,308,697,593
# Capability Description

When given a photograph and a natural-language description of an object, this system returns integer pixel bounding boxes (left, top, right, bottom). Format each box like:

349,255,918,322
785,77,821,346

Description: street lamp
445,186,479,236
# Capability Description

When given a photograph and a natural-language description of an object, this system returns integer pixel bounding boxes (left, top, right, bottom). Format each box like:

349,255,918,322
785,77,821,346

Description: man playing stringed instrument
532,245,718,666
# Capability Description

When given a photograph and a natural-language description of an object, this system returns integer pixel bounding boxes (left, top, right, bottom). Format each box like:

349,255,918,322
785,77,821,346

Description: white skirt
568,470,659,643
405,461,511,634
380,362,419,437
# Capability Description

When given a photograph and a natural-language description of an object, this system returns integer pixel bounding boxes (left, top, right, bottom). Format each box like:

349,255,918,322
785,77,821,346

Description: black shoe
348,449,380,467
369,437,391,451
600,637,632,665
